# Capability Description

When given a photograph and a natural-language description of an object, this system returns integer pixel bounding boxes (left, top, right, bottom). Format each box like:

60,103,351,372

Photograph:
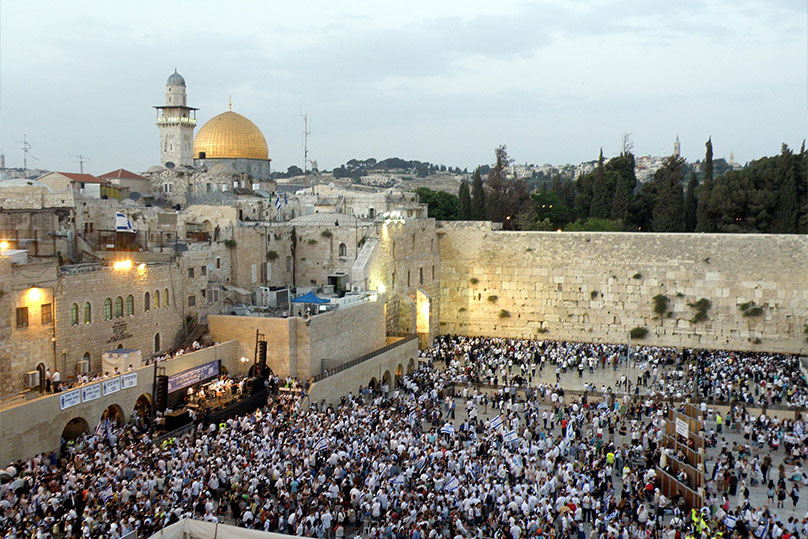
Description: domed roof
193,110,269,161
166,69,186,87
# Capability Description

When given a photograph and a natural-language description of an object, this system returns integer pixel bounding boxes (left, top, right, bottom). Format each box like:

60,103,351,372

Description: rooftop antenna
301,111,310,188
72,154,91,174
16,134,39,172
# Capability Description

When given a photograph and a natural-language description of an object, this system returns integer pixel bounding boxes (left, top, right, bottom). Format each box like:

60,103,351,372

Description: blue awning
291,291,329,304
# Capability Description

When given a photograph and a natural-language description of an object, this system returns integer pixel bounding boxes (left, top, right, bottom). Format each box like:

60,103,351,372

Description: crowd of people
1,335,807,538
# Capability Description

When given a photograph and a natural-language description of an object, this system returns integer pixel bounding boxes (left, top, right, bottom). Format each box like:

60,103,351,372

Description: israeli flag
115,212,133,232
488,415,504,431
503,429,519,443
796,421,804,439
392,474,405,486
95,420,106,438
441,423,456,436
275,195,282,210
101,485,114,503
284,192,288,205
445,476,459,492
724,515,737,529
313,438,328,452
408,410,418,422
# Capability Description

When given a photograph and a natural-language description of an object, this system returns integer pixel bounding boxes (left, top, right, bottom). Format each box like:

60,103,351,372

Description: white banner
82,383,101,402
59,389,81,410
675,417,688,437
102,377,121,396
121,372,137,389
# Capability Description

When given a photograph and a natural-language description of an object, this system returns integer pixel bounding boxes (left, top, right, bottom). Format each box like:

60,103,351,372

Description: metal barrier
312,335,418,382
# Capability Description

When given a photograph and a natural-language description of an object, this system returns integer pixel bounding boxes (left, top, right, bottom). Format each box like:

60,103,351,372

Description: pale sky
0,0,805,175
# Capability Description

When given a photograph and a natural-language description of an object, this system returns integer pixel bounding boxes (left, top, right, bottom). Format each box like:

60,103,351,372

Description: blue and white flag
284,192,288,205
95,420,106,438
756,519,770,539
313,438,329,452
392,474,405,486
796,421,804,439
445,476,459,492
408,410,418,422
441,423,456,436
724,515,737,529
503,429,519,443
488,415,504,431
275,195,282,210
115,212,133,232
101,485,114,503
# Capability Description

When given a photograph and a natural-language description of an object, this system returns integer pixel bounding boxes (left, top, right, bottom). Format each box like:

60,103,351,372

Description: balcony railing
312,335,417,383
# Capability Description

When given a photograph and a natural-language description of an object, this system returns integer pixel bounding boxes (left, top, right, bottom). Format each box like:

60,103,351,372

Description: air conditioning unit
76,360,90,375
24,370,40,388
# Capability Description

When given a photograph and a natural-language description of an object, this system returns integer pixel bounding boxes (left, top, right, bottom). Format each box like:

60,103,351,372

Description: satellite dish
128,192,141,201
165,162,175,169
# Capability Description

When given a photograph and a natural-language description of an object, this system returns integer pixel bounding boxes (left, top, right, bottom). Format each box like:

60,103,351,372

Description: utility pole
72,154,91,174
302,113,310,188
17,134,39,172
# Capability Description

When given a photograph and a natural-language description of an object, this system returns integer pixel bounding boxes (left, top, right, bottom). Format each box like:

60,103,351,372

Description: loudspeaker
155,375,169,412
257,341,267,365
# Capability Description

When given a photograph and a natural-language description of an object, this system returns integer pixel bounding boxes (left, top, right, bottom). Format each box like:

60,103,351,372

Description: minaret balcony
156,116,197,126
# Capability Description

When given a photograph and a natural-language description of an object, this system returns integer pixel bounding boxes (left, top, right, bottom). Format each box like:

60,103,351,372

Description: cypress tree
684,172,698,232
470,168,486,220
772,144,798,233
589,149,611,218
458,180,471,220
652,156,686,232
696,137,715,232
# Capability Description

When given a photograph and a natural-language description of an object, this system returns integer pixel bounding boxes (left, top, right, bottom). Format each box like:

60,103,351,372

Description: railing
312,335,418,383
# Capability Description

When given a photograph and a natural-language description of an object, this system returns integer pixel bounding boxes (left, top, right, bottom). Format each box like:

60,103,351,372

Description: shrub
307,239,317,245
536,327,549,334
632,273,642,280
630,327,649,339
652,294,670,316
320,230,333,238
224,239,237,248
688,298,712,323
487,295,498,303
458,307,466,312
498,309,511,319
469,278,479,285
590,290,598,300
739,301,764,317
266,250,279,261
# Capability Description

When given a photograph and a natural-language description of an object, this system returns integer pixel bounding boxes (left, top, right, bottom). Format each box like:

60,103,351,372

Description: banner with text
60,389,82,410
167,360,220,394
82,383,101,402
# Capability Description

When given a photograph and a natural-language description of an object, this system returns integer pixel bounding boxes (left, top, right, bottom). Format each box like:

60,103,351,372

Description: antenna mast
302,113,310,188
17,134,39,172
73,154,91,174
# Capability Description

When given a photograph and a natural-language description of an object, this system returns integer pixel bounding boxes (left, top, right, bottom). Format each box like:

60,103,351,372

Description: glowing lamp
28,287,41,302
113,260,133,270
0,241,8,251
378,284,387,294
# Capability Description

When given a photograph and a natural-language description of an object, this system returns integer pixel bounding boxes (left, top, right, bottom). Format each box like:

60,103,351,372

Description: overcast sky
0,1,805,175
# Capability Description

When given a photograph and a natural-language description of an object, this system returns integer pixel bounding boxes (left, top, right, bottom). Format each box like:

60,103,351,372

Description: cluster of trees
418,141,808,235
330,157,466,180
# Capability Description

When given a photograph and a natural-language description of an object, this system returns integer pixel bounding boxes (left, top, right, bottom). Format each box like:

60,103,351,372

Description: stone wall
438,222,808,353
208,297,387,379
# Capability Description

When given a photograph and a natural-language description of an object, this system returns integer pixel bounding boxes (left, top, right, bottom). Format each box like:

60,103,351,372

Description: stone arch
101,403,126,427
368,377,378,391
395,363,404,386
36,362,46,391
382,370,392,389
407,358,415,374
61,417,89,442
144,291,151,312
338,243,347,257
154,332,161,353
133,393,152,425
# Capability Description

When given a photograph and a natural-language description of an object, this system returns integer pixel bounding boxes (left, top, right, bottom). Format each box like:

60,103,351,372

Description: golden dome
193,110,269,160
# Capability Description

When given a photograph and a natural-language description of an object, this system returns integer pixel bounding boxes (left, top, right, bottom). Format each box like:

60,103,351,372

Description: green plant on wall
307,239,317,245
320,230,333,238
688,298,712,323
498,309,511,318
632,273,642,280
739,301,764,318
487,295,498,303
266,250,279,261
590,290,598,300
470,277,479,285
652,294,670,316
536,327,549,334
224,239,237,248
630,327,649,339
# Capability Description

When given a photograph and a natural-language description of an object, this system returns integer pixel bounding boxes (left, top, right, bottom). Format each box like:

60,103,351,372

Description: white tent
149,519,300,539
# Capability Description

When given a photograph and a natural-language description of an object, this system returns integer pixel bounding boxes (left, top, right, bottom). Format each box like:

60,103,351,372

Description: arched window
154,290,160,309
144,292,151,312
154,333,161,353
114,297,123,318
83,302,92,324
104,298,112,320
125,295,134,316
70,303,79,326
338,243,347,257
164,288,169,307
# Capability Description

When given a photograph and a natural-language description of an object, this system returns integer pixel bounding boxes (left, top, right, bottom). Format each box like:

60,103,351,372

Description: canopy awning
291,291,329,304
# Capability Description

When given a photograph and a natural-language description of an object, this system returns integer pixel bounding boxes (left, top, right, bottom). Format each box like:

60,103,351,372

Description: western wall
437,222,808,354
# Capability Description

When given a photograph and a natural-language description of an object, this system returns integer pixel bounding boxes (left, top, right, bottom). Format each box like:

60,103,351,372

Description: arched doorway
407,358,415,375
101,404,125,427
395,364,404,387
154,332,161,353
61,417,89,443
368,377,378,392
133,394,152,429
37,362,46,391
382,370,392,392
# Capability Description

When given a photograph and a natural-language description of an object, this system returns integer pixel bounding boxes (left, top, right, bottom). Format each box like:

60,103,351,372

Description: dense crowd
2,335,808,538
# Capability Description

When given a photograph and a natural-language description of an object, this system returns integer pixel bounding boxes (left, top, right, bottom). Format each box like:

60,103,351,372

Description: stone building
154,69,197,168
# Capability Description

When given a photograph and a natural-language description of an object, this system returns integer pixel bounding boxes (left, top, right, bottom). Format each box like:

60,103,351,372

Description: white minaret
154,69,197,167
673,134,681,158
